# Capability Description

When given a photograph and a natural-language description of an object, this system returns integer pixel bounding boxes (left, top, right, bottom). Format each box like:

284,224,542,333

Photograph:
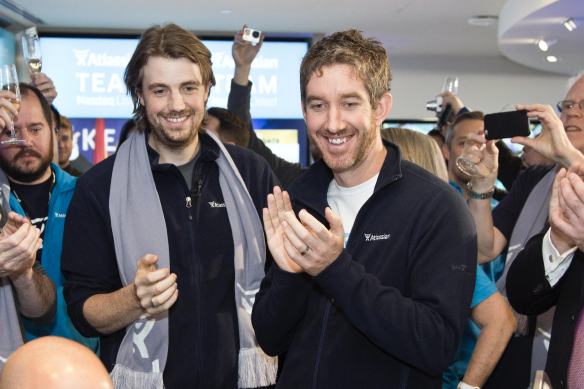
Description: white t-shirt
327,174,379,248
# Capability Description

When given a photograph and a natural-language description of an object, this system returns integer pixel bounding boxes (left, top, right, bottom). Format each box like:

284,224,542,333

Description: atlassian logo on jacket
209,201,226,208
364,233,391,242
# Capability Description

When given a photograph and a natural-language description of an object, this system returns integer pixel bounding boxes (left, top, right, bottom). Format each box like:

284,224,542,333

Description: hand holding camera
509,103,583,169
233,24,264,86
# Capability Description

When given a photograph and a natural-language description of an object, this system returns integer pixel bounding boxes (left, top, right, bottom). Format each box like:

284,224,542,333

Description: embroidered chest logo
54,213,66,218
364,233,390,242
208,201,226,208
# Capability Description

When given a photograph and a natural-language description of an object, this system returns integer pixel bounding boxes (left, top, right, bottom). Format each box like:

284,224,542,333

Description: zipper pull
191,179,203,196
186,197,192,208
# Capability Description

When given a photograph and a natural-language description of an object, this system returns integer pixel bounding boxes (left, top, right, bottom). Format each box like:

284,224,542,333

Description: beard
147,108,202,150
309,115,377,173
0,142,53,183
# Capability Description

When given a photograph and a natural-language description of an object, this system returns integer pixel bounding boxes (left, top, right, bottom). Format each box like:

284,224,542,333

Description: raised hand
0,90,19,134
437,91,464,116
460,128,499,192
0,214,41,280
512,104,583,168
30,73,57,104
549,162,584,252
133,254,178,315
280,207,345,277
233,24,264,67
263,187,303,273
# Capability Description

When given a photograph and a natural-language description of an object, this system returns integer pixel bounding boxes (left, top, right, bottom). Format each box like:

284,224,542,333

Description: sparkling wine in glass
0,65,25,145
22,33,42,75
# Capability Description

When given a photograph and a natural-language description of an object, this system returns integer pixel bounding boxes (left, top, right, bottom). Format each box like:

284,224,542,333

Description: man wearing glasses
459,74,584,388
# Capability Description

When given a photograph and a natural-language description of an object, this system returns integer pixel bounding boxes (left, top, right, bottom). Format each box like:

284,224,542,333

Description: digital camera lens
252,31,260,38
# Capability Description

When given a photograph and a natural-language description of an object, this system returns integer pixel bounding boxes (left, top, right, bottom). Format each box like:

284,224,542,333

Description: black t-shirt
9,172,54,263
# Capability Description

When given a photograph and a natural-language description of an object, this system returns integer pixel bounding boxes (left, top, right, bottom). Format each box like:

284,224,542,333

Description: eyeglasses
59,136,72,142
557,100,584,114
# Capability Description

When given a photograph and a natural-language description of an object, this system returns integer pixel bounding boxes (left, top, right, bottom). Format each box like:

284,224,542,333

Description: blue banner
41,37,307,119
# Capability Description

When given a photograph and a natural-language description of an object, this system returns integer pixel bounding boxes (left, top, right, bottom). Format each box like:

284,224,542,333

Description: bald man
0,336,112,389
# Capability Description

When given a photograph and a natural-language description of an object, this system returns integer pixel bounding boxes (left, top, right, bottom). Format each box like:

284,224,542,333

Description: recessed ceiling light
538,40,549,51
546,56,558,63
221,9,232,14
468,16,498,26
563,18,581,31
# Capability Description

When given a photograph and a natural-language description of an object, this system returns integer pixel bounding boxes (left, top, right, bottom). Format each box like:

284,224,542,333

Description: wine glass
22,32,42,75
456,104,515,176
442,76,459,94
0,65,25,145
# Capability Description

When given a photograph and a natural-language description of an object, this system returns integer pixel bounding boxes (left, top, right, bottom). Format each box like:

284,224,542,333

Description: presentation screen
40,37,308,119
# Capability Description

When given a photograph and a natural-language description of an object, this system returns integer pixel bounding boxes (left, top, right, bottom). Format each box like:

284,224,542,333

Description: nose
325,105,345,134
168,90,186,113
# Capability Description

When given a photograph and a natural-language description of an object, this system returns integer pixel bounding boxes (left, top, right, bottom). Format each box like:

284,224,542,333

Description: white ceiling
11,0,507,56
499,0,584,76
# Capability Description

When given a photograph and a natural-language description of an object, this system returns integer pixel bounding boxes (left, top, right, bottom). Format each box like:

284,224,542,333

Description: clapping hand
0,212,41,279
263,187,344,276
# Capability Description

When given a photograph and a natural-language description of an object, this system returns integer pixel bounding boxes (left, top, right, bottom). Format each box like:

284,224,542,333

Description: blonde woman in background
380,127,448,181
380,126,515,389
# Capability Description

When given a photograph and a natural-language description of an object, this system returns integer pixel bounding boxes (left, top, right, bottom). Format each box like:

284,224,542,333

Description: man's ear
442,143,451,162
375,93,392,127
227,141,236,146
301,101,307,123
137,88,145,106
204,82,211,103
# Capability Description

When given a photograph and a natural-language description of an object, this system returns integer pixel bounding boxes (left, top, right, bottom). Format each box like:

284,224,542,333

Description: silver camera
426,96,443,113
243,28,261,44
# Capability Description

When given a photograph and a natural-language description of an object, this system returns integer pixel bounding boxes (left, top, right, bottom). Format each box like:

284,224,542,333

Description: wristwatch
458,382,480,389
467,182,494,200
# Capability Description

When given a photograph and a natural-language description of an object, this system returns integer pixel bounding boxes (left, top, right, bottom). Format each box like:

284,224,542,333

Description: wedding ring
301,246,310,256
150,298,158,309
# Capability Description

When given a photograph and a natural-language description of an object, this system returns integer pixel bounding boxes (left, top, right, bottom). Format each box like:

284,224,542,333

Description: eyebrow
340,93,366,101
28,122,45,127
306,95,325,103
147,80,201,91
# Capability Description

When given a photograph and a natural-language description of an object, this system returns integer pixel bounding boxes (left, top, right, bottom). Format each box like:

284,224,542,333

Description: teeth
328,137,350,144
166,116,188,123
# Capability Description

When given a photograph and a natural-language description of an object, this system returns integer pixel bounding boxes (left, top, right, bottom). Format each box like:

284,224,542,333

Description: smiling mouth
165,115,189,123
326,135,353,145
566,126,582,132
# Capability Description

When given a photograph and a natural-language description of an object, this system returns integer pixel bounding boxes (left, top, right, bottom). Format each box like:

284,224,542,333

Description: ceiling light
546,56,558,63
538,40,548,51
564,18,581,31
468,16,498,26
221,9,232,14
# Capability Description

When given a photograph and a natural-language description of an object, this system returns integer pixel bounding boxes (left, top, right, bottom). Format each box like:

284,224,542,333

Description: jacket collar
288,138,403,220
51,163,76,194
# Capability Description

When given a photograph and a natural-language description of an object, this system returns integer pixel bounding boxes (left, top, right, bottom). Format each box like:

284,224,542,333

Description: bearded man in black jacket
251,29,478,389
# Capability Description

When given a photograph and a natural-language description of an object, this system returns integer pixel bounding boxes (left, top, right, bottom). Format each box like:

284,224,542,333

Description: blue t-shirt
443,181,502,389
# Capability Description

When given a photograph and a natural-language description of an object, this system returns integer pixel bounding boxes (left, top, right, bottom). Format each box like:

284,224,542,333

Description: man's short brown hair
59,116,72,133
19,83,52,130
300,29,392,109
124,23,216,131
206,108,250,147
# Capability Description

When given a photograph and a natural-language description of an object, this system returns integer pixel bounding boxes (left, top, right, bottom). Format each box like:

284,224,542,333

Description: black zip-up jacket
61,133,279,389
252,140,477,388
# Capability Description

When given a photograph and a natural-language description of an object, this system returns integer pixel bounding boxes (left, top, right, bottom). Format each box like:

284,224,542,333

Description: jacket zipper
312,301,331,389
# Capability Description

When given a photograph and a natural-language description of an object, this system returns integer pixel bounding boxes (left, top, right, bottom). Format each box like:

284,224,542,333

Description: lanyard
11,169,56,218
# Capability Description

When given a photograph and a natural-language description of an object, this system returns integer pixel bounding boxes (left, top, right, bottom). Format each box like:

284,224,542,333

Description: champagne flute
0,65,25,145
22,32,42,75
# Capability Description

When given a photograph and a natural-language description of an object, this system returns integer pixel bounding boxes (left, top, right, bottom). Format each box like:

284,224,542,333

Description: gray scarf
109,130,277,389
0,169,24,372
495,164,560,385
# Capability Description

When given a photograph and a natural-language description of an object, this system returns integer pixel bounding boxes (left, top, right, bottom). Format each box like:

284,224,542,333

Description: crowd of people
0,21,582,389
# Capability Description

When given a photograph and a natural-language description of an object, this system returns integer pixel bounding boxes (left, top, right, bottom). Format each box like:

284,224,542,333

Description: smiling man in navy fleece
60,23,279,389
251,30,478,389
